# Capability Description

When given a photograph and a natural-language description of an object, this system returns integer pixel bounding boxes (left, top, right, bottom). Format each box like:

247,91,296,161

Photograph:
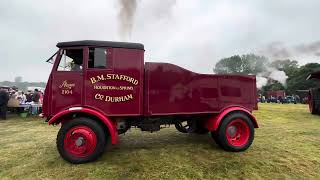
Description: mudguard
48,107,118,144
204,106,259,131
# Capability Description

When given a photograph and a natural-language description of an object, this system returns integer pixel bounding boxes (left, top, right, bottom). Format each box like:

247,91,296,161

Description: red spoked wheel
64,126,97,158
225,119,250,147
57,117,107,164
211,112,254,152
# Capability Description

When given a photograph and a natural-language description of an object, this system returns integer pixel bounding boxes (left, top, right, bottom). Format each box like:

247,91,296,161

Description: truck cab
44,40,144,117
44,40,258,163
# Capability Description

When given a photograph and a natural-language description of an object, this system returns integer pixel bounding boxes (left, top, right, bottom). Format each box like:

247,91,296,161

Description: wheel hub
64,125,97,157
227,126,238,137
225,119,250,147
75,137,85,147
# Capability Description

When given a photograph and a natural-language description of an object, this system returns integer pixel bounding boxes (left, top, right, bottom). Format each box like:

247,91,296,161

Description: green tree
214,55,243,74
214,54,269,75
241,54,269,75
270,59,299,77
214,54,320,95
286,63,320,94
261,81,285,96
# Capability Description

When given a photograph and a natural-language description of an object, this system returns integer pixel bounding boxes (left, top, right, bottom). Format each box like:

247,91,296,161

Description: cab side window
88,48,108,69
57,49,83,71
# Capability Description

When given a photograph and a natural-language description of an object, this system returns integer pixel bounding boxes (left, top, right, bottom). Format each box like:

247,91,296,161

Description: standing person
38,91,44,114
32,89,40,103
16,91,25,103
39,91,43,104
32,89,40,115
16,91,26,113
0,88,10,120
26,90,33,102
21,92,26,104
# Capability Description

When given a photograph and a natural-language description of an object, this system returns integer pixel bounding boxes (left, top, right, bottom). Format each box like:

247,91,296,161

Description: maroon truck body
43,48,257,118
43,40,258,163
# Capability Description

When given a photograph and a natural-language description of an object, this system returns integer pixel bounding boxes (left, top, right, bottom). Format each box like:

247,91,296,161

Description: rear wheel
57,117,107,164
211,112,254,152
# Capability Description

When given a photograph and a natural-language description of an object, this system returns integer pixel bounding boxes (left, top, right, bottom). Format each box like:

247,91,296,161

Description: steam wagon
43,40,259,163
307,71,320,114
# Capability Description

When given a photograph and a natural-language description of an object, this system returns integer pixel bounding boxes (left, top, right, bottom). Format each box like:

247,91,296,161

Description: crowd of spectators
0,87,44,120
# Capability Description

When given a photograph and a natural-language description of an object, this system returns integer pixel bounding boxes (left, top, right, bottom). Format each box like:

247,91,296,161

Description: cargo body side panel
85,48,144,116
218,75,257,110
144,62,257,116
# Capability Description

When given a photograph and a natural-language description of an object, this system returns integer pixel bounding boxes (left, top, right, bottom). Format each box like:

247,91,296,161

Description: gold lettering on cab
90,74,138,103
59,80,75,95
93,85,134,91
94,93,133,103
90,74,139,85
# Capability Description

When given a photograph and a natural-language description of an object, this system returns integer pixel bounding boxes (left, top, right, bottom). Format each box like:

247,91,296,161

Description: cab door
84,47,144,116
51,48,84,115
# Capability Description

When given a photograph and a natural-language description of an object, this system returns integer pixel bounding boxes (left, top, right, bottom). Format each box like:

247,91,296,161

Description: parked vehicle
283,96,296,104
267,90,285,100
267,96,277,103
307,71,320,114
43,40,259,163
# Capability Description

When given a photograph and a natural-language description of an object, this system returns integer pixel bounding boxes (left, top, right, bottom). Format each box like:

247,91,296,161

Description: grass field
0,103,320,180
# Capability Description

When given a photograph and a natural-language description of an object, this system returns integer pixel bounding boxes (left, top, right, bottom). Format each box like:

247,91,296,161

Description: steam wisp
259,41,320,59
256,67,288,89
268,68,288,85
117,0,176,41
256,76,268,89
118,0,137,40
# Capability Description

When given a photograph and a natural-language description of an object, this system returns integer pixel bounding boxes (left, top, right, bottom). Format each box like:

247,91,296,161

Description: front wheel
211,112,254,152
56,117,107,164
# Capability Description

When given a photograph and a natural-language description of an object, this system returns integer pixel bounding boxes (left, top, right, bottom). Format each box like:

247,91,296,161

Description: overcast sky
0,0,319,82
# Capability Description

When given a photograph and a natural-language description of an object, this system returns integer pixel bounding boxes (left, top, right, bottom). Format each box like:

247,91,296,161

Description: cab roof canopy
56,40,144,50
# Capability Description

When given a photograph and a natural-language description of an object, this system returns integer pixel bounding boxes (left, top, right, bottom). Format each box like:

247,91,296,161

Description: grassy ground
0,103,319,180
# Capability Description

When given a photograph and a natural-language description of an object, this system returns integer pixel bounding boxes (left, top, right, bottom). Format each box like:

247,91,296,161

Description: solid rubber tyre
212,112,254,152
57,117,107,164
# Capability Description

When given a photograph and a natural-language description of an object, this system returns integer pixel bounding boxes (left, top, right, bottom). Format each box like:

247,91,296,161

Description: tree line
0,76,46,92
214,54,320,95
